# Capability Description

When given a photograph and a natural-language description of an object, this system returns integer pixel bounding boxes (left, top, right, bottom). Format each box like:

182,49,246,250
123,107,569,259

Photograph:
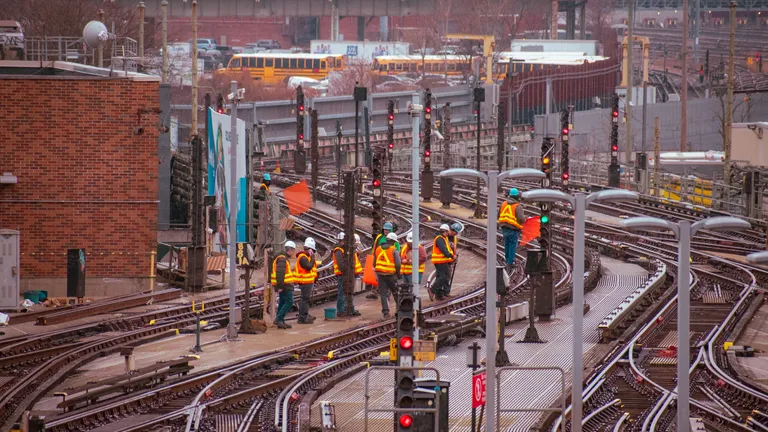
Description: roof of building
0,60,160,81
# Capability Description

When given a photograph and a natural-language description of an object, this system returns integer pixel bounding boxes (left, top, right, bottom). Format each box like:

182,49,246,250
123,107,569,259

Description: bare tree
712,91,755,155
327,60,378,96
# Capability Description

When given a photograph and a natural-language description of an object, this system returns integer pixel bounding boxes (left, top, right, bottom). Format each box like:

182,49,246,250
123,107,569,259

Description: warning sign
389,338,398,361
413,340,436,362
472,369,487,408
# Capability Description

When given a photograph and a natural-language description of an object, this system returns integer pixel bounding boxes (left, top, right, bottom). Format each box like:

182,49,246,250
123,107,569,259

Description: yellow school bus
372,55,476,77
219,53,347,85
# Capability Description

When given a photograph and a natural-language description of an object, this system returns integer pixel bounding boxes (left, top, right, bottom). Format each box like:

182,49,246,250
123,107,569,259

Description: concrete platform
731,305,768,394
311,256,649,431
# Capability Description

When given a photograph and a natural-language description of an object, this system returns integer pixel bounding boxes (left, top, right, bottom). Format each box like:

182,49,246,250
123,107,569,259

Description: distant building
0,61,161,297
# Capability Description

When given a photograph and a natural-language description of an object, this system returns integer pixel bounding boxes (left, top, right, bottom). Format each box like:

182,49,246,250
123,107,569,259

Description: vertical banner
207,108,247,251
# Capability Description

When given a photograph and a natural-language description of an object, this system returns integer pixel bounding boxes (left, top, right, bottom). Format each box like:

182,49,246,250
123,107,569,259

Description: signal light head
299,105,304,111
399,336,413,350
424,150,431,157
425,107,431,113
612,145,618,151
389,114,394,121
299,134,304,140
542,156,550,165
217,108,224,113
540,215,550,224
612,110,619,118
373,179,381,187
388,143,394,149
562,128,569,135
562,173,569,180
399,414,413,428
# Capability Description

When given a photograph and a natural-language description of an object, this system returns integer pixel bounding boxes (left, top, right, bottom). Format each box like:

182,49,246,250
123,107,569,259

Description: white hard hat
304,237,316,251
354,233,361,244
337,232,345,240
284,240,297,250
439,223,450,231
386,232,398,241
406,232,413,242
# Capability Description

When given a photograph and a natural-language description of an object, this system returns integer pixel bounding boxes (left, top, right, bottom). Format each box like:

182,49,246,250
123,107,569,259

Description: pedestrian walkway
310,256,649,431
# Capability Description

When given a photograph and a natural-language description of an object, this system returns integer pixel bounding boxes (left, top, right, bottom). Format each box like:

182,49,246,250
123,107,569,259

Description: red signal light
373,179,381,187
389,114,395,121
474,110,478,115
299,134,304,140
424,150,431,157
217,108,224,114
611,145,618,151
399,414,413,428
562,128,569,135
612,110,619,118
399,336,413,350
299,105,305,112
562,173,569,180
388,143,394,149
425,107,431,113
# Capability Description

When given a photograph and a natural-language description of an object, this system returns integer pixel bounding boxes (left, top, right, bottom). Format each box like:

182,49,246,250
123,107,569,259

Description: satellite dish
83,21,109,49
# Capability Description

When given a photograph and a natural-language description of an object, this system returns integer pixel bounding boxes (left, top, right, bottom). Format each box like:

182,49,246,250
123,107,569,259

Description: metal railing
496,366,566,432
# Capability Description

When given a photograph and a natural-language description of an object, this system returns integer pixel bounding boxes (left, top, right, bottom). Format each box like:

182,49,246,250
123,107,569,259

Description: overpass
127,0,435,17
613,0,768,10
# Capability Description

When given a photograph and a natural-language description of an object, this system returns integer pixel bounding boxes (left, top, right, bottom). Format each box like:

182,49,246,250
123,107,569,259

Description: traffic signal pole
410,92,422,317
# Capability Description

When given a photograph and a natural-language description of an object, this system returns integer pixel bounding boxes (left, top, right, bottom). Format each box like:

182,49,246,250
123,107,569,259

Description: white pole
411,93,421,338
677,221,691,430
191,0,198,137
161,0,168,83
227,81,239,341
485,172,499,432
571,193,586,432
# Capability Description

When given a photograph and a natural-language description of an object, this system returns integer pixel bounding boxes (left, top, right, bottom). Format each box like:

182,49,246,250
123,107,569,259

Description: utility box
66,248,86,298
413,379,450,431
0,229,20,309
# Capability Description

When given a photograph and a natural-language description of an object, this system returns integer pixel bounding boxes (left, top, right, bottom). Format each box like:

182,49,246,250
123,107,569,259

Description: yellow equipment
446,33,495,84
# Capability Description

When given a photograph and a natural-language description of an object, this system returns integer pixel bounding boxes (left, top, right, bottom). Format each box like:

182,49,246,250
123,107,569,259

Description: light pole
747,251,768,265
521,189,639,432
620,216,751,432
440,167,545,432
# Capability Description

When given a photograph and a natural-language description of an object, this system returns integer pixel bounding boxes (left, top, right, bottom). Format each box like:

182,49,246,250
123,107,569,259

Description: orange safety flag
519,217,541,247
362,255,379,286
282,180,312,216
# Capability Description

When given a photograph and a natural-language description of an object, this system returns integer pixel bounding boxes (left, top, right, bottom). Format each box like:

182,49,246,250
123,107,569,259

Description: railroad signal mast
371,134,384,235
422,89,434,201
560,109,570,188
395,287,416,432
387,100,395,173
216,93,224,114
540,138,554,260
609,94,621,187
294,86,307,174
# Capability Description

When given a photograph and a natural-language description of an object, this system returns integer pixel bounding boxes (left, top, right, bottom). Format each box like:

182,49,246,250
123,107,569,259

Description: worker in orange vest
431,224,456,300
401,232,427,285
373,232,401,319
498,188,525,271
332,232,363,317
272,240,297,329
294,237,318,324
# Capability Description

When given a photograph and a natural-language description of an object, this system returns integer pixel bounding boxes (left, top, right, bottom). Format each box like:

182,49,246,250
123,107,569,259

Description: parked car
195,38,218,51
254,39,281,50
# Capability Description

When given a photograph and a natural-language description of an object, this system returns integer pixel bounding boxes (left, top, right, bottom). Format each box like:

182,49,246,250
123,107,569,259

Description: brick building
0,61,160,297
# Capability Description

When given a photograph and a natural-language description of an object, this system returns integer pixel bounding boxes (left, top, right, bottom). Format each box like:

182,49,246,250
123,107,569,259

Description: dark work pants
297,283,313,321
432,263,452,297
377,274,397,315
502,227,521,265
275,286,294,323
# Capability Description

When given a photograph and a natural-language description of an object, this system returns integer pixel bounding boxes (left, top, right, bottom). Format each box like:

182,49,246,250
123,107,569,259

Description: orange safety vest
332,247,364,275
498,202,523,229
401,244,425,275
431,235,455,265
261,183,270,194
293,251,317,285
270,254,295,285
374,245,397,274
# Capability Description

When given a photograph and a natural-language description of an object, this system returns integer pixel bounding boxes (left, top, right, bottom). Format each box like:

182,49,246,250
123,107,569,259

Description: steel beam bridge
126,0,435,18
613,0,768,9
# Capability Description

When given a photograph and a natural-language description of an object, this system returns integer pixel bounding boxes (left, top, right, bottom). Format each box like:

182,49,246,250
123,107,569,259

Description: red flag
283,180,312,215
519,217,541,247
362,255,378,286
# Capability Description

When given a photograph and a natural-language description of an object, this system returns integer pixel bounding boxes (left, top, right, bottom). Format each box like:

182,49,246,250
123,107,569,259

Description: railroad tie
649,357,678,366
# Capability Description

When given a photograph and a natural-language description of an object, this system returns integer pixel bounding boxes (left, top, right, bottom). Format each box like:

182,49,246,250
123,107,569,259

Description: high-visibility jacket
374,245,397,274
498,202,523,229
401,244,425,275
294,251,317,285
260,183,270,194
432,235,455,265
270,254,295,285
332,247,364,275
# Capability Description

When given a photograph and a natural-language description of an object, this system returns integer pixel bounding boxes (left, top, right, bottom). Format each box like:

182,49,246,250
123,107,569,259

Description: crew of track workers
268,178,526,327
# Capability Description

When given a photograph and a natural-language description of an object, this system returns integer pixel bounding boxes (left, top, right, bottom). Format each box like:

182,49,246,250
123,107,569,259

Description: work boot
366,293,378,300
383,312,391,319
297,319,312,324
350,310,362,317
275,321,289,329
307,314,317,321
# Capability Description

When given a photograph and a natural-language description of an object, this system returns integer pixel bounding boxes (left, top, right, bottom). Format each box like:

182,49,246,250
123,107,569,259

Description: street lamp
521,189,638,432
747,251,768,265
620,216,751,432
440,167,545,432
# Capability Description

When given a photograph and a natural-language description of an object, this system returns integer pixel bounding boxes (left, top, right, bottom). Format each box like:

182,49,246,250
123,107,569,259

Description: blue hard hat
263,173,271,181
509,188,520,197
451,223,462,233
383,222,393,231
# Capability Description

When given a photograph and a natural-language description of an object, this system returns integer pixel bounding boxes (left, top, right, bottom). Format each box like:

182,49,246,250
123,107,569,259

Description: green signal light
540,215,550,224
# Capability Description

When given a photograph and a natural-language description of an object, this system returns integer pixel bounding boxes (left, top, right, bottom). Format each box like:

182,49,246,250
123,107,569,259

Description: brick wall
0,77,159,282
